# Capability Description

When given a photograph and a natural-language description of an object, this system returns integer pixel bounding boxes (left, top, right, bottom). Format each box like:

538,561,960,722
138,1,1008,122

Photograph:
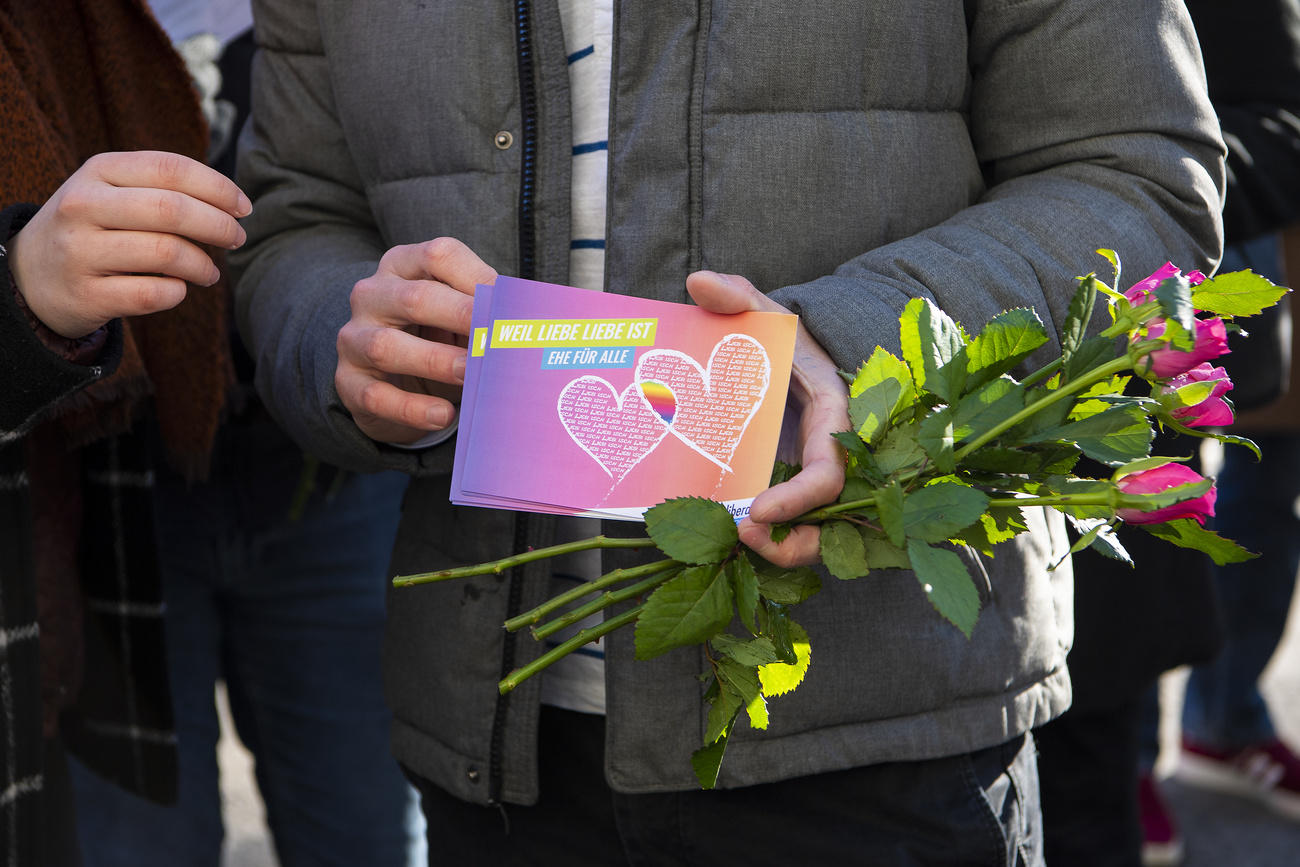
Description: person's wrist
1,215,108,364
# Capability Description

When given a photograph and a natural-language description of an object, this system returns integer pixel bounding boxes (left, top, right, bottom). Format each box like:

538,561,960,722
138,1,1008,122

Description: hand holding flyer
450,276,798,520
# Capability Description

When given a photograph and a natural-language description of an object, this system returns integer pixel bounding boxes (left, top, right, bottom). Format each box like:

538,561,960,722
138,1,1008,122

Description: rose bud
1124,262,1207,305
1138,316,1230,378
1159,363,1234,428
1115,462,1216,526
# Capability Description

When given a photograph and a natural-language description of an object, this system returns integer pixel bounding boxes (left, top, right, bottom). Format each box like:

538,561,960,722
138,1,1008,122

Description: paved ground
217,583,1300,867
1151,607,1300,867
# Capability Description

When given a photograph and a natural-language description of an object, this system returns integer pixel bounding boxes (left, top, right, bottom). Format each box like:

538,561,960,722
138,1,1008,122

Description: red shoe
1178,736,1300,821
1139,773,1185,867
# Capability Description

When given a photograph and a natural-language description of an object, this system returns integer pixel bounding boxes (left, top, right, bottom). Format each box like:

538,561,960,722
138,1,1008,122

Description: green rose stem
390,535,658,587
499,605,642,694
798,354,1138,524
529,569,679,640
503,558,679,632
1014,304,1160,389
952,355,1137,460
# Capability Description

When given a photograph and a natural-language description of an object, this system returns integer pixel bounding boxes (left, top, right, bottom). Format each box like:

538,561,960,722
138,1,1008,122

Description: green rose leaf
728,556,760,635
908,539,982,638
849,348,916,445
1113,454,1191,479
1211,432,1262,462
1066,515,1132,564
634,563,735,659
1095,248,1122,284
952,507,1026,557
1063,335,1124,386
1191,270,1289,317
833,431,886,483
1067,375,1132,421
1140,518,1258,566
918,406,957,474
716,656,767,729
644,497,738,564
691,735,730,790
1061,275,1100,362
862,531,912,570
703,678,742,745
873,425,929,476
769,460,799,486
902,482,990,543
1026,404,1153,466
820,520,870,580
1154,274,1196,335
876,479,907,548
761,601,797,664
711,634,780,668
758,620,811,697
839,477,878,505
966,307,1049,389
950,377,1025,444
751,555,822,605
900,297,968,401
959,445,1039,474
1168,378,1219,409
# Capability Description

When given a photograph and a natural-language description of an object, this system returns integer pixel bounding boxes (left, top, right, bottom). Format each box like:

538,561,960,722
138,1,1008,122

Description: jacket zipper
487,0,539,806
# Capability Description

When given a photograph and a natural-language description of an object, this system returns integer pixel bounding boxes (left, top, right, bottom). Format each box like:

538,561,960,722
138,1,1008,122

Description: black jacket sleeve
0,203,123,439
1187,0,1300,242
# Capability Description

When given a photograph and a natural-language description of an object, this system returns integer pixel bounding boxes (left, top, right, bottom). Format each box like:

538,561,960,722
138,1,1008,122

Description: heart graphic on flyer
557,376,672,481
634,334,771,471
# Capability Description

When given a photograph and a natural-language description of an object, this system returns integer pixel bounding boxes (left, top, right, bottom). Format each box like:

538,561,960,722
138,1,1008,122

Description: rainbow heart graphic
633,335,771,471
556,376,671,482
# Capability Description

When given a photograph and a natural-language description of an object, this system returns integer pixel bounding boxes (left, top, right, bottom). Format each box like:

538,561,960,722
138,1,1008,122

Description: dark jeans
1036,701,1144,867
67,411,423,866
408,706,1042,866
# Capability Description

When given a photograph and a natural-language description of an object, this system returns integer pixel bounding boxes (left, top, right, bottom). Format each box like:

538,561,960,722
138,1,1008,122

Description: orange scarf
1,0,231,473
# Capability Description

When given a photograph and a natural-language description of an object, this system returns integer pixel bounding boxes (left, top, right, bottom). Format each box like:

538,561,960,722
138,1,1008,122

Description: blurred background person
1036,1,1300,864
60,3,426,866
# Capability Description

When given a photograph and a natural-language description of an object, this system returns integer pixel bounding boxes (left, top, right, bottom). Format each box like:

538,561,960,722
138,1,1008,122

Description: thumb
686,270,786,316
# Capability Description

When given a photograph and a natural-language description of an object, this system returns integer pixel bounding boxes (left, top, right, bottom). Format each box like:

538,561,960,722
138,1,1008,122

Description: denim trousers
68,409,425,867
1180,237,1297,751
1182,432,1300,748
408,706,1043,866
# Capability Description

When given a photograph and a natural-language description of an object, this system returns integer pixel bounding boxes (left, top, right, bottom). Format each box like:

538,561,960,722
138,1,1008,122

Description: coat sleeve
771,0,1226,374
230,0,434,474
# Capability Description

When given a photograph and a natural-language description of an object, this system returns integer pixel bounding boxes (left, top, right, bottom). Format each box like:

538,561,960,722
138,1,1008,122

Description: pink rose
1140,317,1230,378
1160,363,1234,428
1124,262,1207,305
1115,463,1216,525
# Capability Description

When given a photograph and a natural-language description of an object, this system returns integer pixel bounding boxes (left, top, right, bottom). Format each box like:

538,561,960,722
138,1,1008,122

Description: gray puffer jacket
233,0,1224,804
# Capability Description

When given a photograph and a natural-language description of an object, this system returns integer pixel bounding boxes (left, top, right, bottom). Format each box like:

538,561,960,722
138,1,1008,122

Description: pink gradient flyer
450,276,797,521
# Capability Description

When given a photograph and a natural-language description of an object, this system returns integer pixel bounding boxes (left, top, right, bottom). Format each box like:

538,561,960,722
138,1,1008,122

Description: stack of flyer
450,276,798,521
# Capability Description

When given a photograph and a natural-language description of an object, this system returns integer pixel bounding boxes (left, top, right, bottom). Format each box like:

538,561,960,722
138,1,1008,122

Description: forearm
232,3,455,474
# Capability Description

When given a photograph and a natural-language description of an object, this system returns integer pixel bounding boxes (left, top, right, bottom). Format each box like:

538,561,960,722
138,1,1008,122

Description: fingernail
229,226,247,250
235,192,253,217
428,405,453,429
452,355,467,383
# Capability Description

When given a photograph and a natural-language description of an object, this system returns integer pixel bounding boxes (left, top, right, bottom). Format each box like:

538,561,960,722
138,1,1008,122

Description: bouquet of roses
394,251,1287,787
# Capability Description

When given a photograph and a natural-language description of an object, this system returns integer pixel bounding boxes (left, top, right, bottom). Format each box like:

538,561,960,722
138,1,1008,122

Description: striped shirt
540,0,614,715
